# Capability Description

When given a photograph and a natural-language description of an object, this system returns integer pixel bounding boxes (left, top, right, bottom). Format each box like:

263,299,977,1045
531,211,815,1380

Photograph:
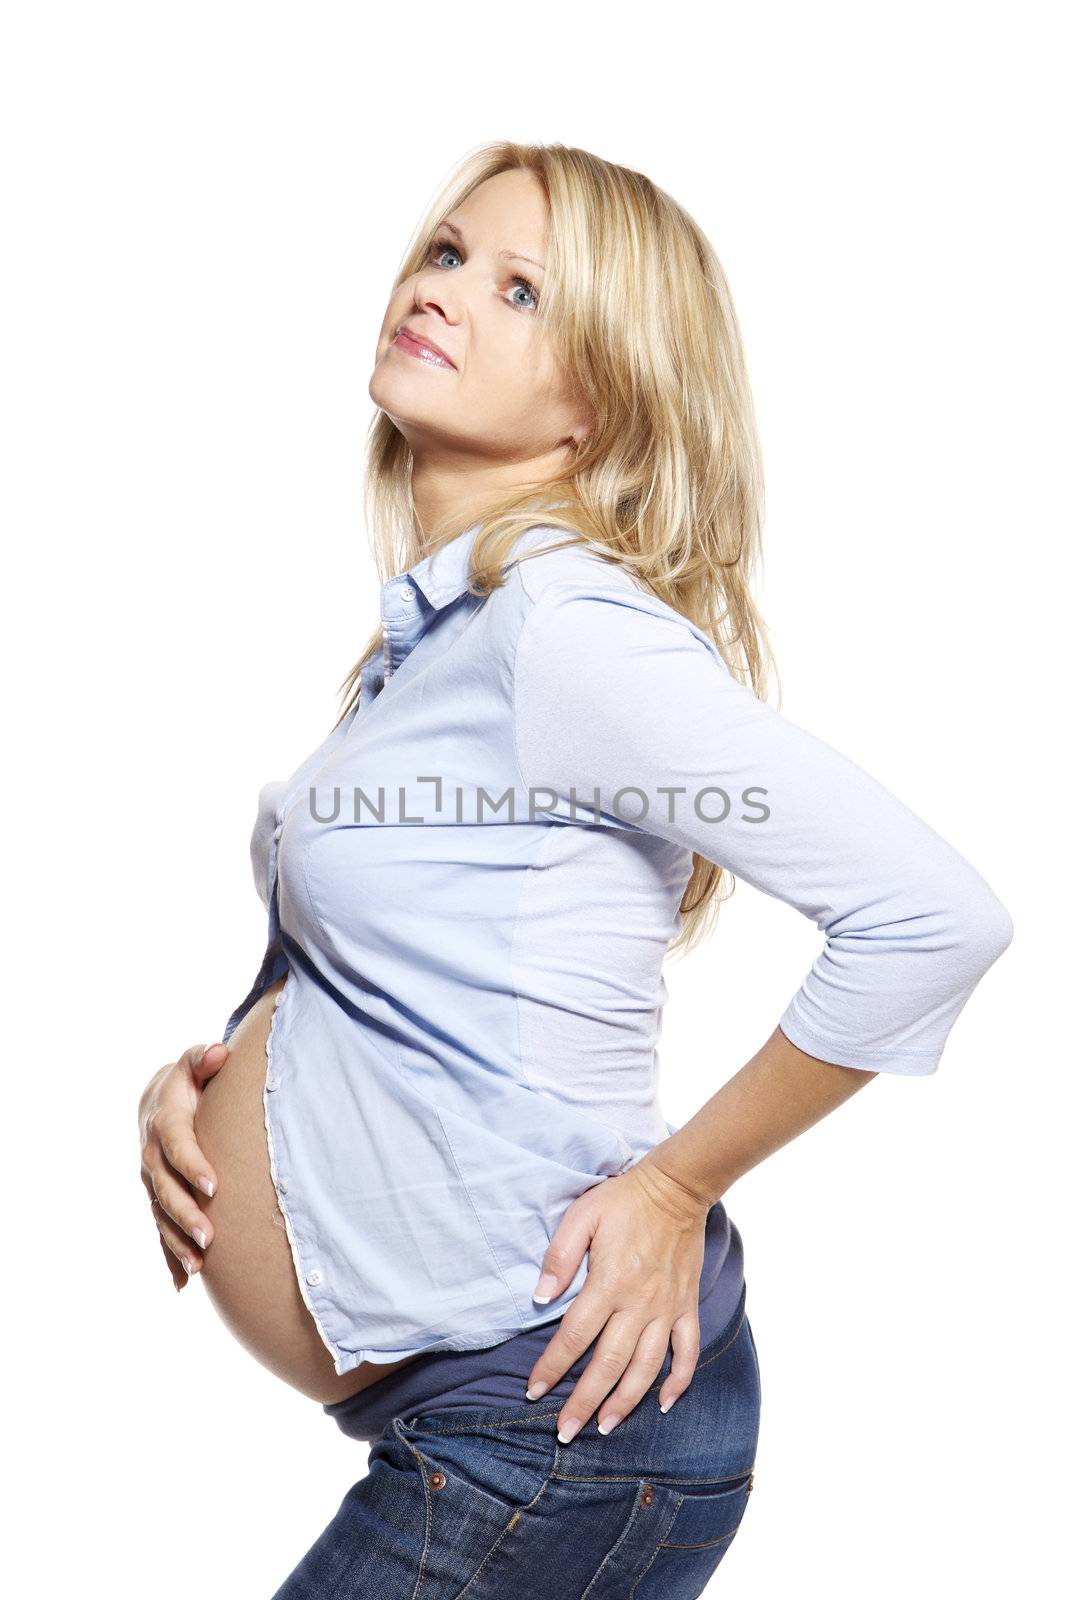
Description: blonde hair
337,140,780,957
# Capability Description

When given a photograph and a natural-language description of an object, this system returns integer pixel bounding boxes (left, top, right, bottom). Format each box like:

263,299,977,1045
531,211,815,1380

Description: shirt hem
337,1313,573,1373
777,1006,941,1076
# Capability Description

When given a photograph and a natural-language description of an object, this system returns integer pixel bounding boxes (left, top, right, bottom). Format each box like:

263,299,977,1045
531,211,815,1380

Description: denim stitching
550,1301,754,1485
553,1465,756,1487
400,1406,564,1436
387,1296,753,1592
450,1440,562,1600
691,1298,748,1374
661,1523,741,1551
576,1480,651,1600
389,1416,434,1600
629,1497,684,1598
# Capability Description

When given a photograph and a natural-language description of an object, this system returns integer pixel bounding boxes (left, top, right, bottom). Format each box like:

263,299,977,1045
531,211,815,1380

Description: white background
5,3,1066,1595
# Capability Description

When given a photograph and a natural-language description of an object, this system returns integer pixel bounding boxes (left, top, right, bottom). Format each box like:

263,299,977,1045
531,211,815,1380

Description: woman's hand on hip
138,1042,228,1290
524,1158,710,1442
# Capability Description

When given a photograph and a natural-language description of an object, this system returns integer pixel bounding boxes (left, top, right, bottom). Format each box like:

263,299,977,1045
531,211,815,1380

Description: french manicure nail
557,1416,580,1444
197,1176,215,1197
533,1272,557,1303
526,1381,549,1401
660,1395,677,1414
181,1256,193,1275
193,1229,208,1250
597,1414,621,1435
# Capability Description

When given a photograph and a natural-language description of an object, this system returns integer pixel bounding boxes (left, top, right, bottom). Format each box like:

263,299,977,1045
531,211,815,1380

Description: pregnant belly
193,971,424,1404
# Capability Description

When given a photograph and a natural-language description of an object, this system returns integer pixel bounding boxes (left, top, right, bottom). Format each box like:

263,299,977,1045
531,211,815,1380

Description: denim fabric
272,1284,761,1599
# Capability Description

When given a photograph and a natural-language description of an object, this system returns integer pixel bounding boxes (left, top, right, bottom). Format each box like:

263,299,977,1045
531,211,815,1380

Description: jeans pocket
631,1470,755,1597
395,1413,560,1516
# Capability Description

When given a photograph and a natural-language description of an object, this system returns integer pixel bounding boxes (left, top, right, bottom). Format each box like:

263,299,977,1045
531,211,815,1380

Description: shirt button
399,584,415,602
306,1269,322,1287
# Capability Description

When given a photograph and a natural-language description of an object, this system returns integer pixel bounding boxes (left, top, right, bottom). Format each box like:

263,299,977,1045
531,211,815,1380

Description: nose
411,270,462,329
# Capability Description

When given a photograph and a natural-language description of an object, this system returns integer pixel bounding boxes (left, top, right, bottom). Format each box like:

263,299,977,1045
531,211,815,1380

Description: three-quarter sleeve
512,577,1013,1076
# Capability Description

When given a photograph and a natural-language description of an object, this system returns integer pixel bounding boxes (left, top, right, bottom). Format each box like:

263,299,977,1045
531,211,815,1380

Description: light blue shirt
222,521,1013,1374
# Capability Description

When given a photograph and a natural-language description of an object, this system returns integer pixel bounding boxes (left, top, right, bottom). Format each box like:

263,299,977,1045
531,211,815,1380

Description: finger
525,1279,616,1402
151,1097,218,1202
532,1200,597,1305
140,1161,205,1274
556,1315,668,1443
190,1041,228,1093
143,1150,212,1257
158,1226,190,1292
148,1194,202,1276
657,1313,702,1415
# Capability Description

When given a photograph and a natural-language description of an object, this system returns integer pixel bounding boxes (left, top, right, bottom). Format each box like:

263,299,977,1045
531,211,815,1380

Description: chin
369,363,421,416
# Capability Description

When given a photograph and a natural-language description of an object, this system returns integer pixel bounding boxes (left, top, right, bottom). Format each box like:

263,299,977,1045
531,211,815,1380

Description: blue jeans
271,1286,761,1598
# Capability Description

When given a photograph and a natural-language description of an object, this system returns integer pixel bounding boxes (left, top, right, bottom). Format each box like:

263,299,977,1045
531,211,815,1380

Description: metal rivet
429,1471,446,1490
640,1484,653,1506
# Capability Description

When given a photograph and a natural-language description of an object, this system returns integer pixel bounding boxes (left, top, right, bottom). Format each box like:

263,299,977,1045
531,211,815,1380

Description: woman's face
370,168,589,469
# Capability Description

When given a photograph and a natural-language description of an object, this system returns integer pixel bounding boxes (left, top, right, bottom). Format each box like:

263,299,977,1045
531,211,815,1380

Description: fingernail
193,1229,208,1250
660,1395,677,1415
197,1176,215,1197
181,1256,193,1275
557,1416,581,1444
597,1414,621,1435
526,1381,549,1401
533,1272,557,1304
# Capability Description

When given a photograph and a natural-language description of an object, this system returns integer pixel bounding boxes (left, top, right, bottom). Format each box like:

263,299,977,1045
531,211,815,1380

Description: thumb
533,1201,597,1304
192,1041,228,1087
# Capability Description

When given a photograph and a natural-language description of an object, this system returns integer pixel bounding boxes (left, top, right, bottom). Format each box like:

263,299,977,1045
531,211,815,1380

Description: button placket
264,976,285,1092
360,646,386,704
380,583,427,678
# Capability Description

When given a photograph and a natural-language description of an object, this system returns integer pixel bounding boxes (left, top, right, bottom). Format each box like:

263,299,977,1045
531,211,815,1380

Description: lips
394,325,456,369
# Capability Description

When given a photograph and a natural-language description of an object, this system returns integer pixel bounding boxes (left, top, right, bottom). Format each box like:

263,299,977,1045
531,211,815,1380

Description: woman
138,142,1013,1596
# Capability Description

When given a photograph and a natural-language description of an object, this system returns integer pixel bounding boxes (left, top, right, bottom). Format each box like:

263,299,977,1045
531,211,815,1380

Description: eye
426,239,462,271
506,275,539,311
423,237,540,312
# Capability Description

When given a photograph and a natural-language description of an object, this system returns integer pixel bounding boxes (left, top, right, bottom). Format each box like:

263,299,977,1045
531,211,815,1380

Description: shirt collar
396,520,482,611
363,519,578,704
400,519,572,611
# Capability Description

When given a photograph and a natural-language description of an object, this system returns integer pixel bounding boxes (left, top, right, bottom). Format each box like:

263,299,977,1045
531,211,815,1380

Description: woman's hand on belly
138,1035,231,1288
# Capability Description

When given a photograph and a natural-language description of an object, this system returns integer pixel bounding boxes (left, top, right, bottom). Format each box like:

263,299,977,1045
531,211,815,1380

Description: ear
570,407,594,448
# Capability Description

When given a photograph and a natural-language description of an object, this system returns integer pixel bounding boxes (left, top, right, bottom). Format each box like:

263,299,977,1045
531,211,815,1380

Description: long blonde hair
337,140,780,958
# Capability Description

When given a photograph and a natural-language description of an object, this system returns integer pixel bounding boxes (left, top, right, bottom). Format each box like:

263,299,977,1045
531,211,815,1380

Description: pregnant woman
138,143,1014,1597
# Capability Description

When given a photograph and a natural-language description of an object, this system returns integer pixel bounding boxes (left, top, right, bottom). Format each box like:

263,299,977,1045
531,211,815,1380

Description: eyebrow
438,219,545,273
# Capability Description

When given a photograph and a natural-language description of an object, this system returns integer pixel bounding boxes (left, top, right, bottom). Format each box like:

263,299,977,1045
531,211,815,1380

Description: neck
408,447,574,557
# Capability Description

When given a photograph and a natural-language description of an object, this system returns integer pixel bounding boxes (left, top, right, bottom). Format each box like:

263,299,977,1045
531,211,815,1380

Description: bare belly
193,971,425,1404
